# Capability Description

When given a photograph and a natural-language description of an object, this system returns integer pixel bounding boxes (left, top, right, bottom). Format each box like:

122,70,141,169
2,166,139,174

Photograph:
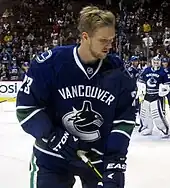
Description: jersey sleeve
16,50,56,139
106,73,136,156
113,75,136,125
163,70,170,85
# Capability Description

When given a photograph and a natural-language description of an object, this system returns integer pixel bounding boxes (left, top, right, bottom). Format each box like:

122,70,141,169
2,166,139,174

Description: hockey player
128,56,140,80
161,57,169,70
16,6,136,188
127,56,141,125
138,56,170,137
161,57,170,115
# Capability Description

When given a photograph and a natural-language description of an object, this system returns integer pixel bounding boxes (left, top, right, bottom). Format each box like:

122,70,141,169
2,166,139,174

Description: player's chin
99,52,108,59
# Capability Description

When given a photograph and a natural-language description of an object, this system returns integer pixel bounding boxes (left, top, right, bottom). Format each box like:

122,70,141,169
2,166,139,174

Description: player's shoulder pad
31,45,75,72
100,53,125,74
160,67,168,74
164,68,169,73
120,68,137,91
107,53,124,69
101,65,136,94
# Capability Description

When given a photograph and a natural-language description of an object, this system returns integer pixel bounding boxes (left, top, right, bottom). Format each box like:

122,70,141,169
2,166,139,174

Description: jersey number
20,75,33,94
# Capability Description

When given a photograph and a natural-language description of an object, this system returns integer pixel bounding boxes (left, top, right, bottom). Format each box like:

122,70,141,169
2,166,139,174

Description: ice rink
0,102,170,188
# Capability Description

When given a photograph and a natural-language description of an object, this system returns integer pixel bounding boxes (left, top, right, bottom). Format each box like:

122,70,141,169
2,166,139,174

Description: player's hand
47,128,80,161
100,155,126,188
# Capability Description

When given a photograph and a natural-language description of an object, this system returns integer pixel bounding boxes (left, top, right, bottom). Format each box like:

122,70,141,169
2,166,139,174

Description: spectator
65,31,76,45
52,35,58,47
0,0,169,81
26,33,35,42
143,21,151,33
4,31,13,43
163,36,170,47
51,29,58,39
0,64,8,80
8,60,20,80
163,27,170,39
142,33,154,57
2,9,9,18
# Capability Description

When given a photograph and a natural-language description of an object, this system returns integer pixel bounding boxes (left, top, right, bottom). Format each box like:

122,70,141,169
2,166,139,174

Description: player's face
152,60,161,70
132,60,139,67
88,26,115,59
162,62,168,68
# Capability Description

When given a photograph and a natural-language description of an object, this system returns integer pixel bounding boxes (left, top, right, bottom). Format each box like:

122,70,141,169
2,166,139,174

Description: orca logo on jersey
147,77,157,88
62,101,104,142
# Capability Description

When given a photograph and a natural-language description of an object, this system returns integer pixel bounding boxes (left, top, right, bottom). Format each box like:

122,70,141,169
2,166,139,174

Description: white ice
0,102,170,188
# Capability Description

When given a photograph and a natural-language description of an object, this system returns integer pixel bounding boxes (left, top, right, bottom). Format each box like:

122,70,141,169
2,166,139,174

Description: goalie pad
150,100,169,135
139,100,154,134
139,99,169,136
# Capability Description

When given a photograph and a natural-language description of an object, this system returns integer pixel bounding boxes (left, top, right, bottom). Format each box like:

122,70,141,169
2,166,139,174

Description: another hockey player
161,57,169,70
138,56,170,137
16,6,136,188
161,57,170,116
127,56,141,125
128,56,140,80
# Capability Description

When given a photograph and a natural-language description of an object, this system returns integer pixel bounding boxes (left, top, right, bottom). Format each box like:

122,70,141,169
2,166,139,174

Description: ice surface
0,102,170,188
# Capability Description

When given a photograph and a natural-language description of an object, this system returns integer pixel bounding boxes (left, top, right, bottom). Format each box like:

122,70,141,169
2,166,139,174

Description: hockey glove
47,128,80,161
98,155,126,188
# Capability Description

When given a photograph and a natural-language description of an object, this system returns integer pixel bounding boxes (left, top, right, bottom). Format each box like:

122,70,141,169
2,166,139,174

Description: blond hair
78,6,115,36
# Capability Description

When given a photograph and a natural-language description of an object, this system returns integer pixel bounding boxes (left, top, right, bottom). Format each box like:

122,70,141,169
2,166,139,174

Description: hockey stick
0,97,16,103
77,150,103,179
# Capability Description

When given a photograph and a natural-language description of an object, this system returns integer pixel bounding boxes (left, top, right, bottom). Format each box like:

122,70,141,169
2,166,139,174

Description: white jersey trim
111,130,131,139
34,143,64,159
73,46,103,80
91,160,103,164
19,108,44,126
16,106,36,110
113,120,135,124
91,148,104,155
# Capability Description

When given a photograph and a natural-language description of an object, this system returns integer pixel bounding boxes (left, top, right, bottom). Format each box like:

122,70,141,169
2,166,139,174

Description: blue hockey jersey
16,45,136,159
138,66,170,101
128,66,140,79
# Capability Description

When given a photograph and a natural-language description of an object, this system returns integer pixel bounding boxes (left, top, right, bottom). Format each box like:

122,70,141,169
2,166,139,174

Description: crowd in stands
117,0,170,61
0,0,169,81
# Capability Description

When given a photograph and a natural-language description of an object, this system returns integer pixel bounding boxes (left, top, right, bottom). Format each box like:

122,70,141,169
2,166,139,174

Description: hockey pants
139,99,169,135
29,146,101,188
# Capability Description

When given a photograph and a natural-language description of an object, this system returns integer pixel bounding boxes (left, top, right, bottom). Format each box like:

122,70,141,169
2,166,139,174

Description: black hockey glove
97,155,126,188
47,128,80,161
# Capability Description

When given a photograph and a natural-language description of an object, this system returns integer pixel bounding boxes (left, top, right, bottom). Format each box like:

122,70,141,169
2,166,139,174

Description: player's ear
82,32,88,41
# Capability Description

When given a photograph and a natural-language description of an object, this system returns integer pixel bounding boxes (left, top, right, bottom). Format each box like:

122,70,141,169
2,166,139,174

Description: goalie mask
151,56,161,70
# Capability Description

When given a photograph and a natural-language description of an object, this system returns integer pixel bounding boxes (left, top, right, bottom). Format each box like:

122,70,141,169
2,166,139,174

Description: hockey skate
140,128,152,136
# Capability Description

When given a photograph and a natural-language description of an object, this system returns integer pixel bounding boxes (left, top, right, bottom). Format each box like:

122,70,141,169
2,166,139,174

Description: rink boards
0,81,22,102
